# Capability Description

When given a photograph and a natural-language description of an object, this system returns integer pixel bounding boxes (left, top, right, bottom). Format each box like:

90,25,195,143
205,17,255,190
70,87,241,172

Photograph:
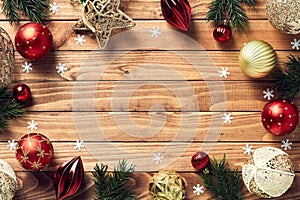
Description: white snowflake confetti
193,184,204,196
150,27,161,38
291,39,300,50
74,139,84,151
222,113,233,124
263,88,274,100
7,140,18,151
153,153,163,164
75,34,86,45
56,63,67,74
49,2,60,14
27,120,38,131
243,144,254,155
281,139,292,151
219,67,230,79
21,62,33,73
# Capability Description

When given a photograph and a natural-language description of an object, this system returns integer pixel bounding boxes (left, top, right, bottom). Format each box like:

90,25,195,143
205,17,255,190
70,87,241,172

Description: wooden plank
5,111,300,142
12,51,300,82
1,20,299,51
13,171,300,200
0,0,267,21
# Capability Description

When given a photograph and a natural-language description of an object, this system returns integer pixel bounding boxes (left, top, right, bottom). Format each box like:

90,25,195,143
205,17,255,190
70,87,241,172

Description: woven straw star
73,0,135,49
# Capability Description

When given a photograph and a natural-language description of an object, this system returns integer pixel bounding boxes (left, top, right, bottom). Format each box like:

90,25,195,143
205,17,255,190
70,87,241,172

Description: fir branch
272,55,300,99
93,160,137,200
200,155,243,200
0,87,24,131
1,0,49,24
80,0,86,4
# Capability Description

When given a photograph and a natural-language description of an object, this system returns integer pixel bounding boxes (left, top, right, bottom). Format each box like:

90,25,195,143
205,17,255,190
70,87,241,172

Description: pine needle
93,160,137,200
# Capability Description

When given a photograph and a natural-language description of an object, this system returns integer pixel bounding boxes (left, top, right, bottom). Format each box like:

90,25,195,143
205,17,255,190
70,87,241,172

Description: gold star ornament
73,0,136,49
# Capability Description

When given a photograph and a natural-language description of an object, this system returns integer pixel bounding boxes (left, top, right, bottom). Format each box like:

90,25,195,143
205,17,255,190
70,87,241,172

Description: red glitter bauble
16,133,54,171
213,21,232,43
12,83,31,102
262,99,299,136
15,22,53,60
191,151,210,171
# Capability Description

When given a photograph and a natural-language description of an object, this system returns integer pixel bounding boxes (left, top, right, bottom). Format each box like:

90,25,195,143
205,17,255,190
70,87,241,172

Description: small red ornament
161,0,191,31
16,133,54,171
15,22,53,60
262,99,299,136
191,151,210,171
12,83,31,102
54,156,84,200
213,20,232,43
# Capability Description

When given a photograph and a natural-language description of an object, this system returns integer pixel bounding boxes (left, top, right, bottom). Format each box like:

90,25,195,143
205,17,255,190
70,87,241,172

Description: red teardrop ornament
53,156,84,200
161,0,191,31
191,151,210,171
213,20,232,43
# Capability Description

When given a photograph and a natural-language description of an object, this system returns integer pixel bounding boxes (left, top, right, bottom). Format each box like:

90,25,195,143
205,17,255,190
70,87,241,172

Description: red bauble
12,83,31,102
213,21,232,43
191,151,210,171
262,99,299,136
15,22,53,60
161,0,191,31
16,133,54,171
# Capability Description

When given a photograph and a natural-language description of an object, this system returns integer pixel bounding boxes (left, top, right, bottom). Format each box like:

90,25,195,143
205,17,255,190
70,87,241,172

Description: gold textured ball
266,0,300,34
0,159,17,199
149,170,186,200
239,40,276,78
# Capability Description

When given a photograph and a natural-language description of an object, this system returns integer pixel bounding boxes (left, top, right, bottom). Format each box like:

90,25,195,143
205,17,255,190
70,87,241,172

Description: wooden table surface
1,0,300,199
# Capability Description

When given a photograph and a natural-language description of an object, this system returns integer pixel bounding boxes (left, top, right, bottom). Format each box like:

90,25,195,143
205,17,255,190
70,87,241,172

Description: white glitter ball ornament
266,0,300,34
242,147,295,198
0,159,17,199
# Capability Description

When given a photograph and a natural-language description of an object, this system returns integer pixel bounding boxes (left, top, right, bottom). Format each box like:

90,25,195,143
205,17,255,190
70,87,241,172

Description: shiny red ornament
12,83,31,102
54,156,84,200
15,133,54,171
262,99,299,136
161,0,191,31
191,151,210,171
213,20,232,43
15,22,53,60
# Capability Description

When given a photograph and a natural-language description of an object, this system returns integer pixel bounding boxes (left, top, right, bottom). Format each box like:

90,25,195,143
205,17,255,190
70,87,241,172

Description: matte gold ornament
266,0,300,34
0,159,17,199
0,27,14,86
242,147,295,198
239,40,276,78
73,0,135,49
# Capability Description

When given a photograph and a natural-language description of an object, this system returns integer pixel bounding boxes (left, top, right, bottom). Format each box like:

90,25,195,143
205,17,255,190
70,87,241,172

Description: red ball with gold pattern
16,133,54,171
262,99,299,136
15,22,53,60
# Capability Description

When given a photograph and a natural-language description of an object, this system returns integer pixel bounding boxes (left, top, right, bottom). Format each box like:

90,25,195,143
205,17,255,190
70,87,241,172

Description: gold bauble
0,159,17,199
239,40,276,78
0,27,14,86
148,170,186,200
266,0,300,34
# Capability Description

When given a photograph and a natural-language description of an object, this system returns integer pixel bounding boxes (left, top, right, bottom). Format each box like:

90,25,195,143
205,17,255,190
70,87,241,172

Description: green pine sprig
199,155,243,200
0,87,24,131
80,0,86,4
93,160,137,200
1,0,49,24
272,55,300,99
206,0,257,31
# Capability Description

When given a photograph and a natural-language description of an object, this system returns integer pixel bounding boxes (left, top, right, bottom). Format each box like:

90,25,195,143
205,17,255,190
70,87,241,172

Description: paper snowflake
281,139,292,151
49,2,60,14
75,34,86,45
263,88,274,100
222,113,233,124
7,140,18,151
150,27,161,38
193,184,204,196
56,63,67,74
291,39,300,50
219,67,230,79
21,62,33,73
27,120,38,131
153,153,163,164
74,139,84,151
243,144,254,155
